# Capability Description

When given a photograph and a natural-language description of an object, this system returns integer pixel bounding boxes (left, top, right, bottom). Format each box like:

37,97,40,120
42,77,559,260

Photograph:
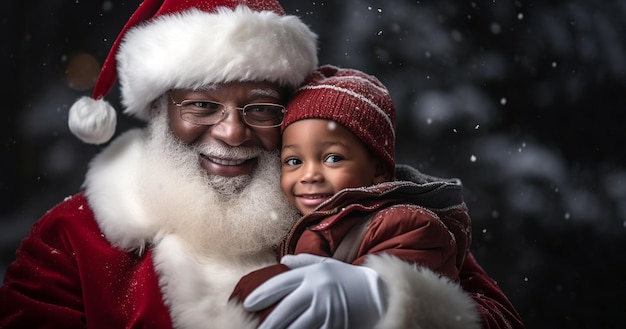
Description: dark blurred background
2,1,625,328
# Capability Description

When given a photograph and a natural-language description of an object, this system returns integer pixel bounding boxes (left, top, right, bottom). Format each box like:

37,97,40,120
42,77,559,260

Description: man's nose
208,108,250,146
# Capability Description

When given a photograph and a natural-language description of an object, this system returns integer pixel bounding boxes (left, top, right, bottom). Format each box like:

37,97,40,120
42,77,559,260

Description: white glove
243,254,388,329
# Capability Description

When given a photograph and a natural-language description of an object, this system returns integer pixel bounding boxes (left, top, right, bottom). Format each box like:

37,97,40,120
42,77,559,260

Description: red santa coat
0,130,524,328
1,130,271,328
0,193,172,328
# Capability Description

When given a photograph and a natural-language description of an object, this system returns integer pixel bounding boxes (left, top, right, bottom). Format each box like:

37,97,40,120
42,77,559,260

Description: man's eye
192,101,221,110
246,105,267,113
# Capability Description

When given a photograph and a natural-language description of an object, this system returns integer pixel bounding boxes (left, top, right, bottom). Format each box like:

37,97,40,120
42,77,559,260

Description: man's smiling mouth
203,154,250,166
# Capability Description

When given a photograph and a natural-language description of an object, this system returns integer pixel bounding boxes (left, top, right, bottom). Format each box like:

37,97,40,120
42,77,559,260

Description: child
231,65,474,326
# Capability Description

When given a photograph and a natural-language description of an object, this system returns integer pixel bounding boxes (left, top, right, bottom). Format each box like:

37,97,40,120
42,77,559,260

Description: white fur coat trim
153,234,272,329
366,254,481,329
84,129,157,250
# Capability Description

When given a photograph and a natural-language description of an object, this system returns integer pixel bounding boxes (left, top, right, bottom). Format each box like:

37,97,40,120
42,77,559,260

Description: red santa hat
68,0,318,144
282,65,396,179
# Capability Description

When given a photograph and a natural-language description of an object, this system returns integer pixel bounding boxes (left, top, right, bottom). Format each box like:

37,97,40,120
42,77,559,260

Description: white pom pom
68,96,117,144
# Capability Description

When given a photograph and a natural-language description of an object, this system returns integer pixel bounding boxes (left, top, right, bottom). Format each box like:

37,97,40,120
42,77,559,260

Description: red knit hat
283,65,396,179
68,0,318,144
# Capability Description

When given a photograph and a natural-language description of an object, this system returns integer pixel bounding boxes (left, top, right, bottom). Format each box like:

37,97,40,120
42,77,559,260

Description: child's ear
372,159,390,184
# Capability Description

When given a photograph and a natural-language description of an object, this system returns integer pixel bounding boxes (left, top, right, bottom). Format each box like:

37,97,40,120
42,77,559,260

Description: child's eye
325,154,343,163
284,158,302,166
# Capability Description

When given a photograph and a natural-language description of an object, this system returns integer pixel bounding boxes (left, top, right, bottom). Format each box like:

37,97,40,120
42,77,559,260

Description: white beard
136,104,299,258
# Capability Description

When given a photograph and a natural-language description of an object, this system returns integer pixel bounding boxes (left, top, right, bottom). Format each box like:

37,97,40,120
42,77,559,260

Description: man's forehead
250,88,281,98
192,84,281,98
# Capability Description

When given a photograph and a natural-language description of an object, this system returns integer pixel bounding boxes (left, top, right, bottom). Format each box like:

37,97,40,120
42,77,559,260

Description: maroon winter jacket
232,165,523,329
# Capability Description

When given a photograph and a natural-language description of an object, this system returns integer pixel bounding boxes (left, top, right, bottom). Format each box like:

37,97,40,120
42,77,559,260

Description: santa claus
0,0,523,328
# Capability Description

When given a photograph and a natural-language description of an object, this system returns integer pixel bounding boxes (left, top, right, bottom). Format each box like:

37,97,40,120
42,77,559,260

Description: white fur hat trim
117,6,317,121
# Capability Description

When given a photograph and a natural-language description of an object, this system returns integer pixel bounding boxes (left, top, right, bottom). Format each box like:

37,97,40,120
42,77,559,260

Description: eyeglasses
169,93,285,128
